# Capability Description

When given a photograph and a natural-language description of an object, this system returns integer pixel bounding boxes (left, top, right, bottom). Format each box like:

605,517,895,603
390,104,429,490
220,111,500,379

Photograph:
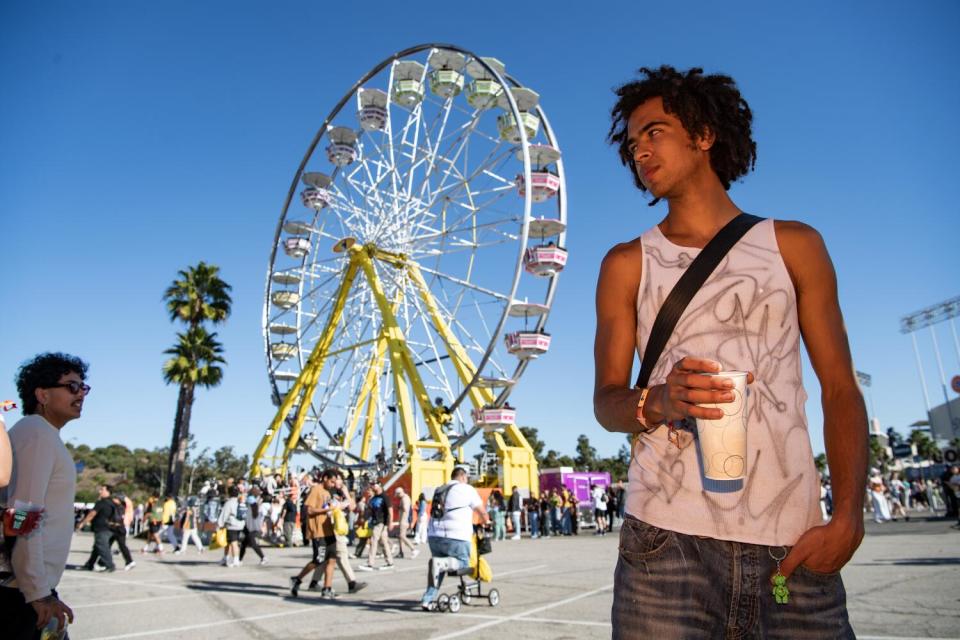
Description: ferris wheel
252,44,568,496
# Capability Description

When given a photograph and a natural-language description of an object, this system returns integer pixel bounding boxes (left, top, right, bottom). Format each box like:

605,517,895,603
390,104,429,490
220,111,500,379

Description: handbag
331,508,349,537
355,522,371,539
209,527,227,550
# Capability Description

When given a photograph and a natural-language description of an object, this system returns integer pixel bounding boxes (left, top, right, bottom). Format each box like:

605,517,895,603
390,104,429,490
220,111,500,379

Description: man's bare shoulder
773,219,826,251
773,219,833,289
599,236,644,280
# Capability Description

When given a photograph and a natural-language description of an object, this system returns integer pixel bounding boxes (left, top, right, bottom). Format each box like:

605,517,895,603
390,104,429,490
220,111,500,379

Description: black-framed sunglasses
48,381,91,395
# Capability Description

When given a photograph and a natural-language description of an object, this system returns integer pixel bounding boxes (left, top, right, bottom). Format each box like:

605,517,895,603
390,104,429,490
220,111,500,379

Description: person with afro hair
594,66,864,638
3,352,89,637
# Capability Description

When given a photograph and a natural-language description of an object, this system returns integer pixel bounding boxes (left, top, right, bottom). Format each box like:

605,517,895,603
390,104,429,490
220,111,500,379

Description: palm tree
162,262,231,498
164,262,232,328
162,326,226,498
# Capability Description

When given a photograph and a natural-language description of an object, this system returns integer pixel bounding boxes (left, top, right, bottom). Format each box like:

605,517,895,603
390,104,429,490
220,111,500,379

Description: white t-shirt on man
592,486,607,512
427,482,481,542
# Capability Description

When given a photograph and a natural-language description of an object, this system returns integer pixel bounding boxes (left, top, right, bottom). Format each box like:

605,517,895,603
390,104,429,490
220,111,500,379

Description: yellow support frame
252,243,539,499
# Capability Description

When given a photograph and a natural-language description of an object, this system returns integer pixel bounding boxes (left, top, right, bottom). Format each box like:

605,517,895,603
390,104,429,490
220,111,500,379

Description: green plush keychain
769,547,790,605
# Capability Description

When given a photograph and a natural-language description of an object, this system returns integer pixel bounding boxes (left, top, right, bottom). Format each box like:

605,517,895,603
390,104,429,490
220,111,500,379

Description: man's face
36,370,87,425
625,97,711,199
323,476,338,490
99,486,110,498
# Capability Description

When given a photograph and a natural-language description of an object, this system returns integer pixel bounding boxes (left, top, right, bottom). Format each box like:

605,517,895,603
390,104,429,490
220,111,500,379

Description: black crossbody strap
635,213,765,389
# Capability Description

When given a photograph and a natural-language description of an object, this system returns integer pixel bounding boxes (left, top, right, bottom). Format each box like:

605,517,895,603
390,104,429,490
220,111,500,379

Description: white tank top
625,218,822,546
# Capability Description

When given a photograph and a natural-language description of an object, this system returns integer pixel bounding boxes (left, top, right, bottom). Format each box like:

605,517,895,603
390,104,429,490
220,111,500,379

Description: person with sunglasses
2,352,90,639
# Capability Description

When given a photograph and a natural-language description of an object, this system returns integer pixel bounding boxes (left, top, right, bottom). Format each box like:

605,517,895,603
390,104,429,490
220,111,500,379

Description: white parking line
81,563,552,639
430,583,614,639
72,594,196,609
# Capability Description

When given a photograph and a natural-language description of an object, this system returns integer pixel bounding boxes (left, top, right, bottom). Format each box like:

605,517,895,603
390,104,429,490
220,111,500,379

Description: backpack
236,501,249,522
430,483,461,520
108,499,126,530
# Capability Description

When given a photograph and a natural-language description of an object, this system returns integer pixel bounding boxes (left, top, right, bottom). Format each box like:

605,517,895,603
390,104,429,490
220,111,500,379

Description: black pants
110,529,133,565
84,530,115,570
239,528,263,561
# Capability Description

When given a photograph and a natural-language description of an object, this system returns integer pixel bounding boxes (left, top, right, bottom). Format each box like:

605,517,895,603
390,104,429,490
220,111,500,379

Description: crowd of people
864,467,960,525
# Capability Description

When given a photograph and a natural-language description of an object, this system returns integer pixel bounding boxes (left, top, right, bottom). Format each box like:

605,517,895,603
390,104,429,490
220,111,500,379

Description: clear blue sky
2,1,958,466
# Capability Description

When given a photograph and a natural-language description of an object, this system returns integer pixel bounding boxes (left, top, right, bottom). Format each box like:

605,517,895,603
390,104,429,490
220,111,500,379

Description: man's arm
0,417,11,487
776,221,867,578
76,506,96,531
593,242,647,431
9,428,56,603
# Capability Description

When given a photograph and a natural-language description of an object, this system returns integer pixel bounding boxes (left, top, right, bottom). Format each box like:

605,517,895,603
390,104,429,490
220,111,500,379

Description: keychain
769,546,789,604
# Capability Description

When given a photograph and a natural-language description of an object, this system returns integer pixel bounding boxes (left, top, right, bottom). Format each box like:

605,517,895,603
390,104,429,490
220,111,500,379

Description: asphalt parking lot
57,516,959,639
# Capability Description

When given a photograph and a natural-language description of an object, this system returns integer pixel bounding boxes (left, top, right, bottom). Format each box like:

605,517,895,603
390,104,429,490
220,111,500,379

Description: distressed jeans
612,515,854,639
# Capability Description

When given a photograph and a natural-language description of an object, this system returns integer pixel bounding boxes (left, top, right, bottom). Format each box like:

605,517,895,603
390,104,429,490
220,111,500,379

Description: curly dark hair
608,65,757,199
15,352,89,415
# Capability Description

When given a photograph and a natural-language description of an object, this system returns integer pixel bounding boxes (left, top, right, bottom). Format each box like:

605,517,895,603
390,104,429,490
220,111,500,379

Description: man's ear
34,387,48,408
696,127,716,151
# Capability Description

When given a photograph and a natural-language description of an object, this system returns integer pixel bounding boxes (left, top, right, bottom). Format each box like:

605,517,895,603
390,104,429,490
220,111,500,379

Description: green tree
814,453,828,475
909,429,940,461
517,426,546,462
162,326,226,498
574,434,597,471
542,449,575,469
868,436,889,473
162,263,231,499
210,446,249,480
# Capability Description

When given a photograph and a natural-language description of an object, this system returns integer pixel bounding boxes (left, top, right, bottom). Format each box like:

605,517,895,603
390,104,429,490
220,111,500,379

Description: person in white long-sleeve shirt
1,353,89,638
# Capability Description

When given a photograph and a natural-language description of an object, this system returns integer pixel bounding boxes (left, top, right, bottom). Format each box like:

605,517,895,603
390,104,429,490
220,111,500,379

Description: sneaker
94,565,107,572
321,587,339,599
234,560,243,567
411,549,420,559
357,564,375,571
510,535,521,540
259,557,269,565
290,577,301,598
379,563,394,571
420,586,439,610
219,557,228,566
124,562,136,571
308,581,320,591
348,581,368,594
174,549,183,555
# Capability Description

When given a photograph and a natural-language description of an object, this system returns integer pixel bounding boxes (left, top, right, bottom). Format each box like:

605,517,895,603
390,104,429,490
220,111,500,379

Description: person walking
239,490,267,565
308,472,367,594
414,492,429,545
109,492,136,570
175,500,204,554
394,487,419,559
595,66,864,637
279,492,298,547
2,352,88,637
76,485,118,573
217,486,245,567
359,484,394,571
539,491,552,538
868,470,891,523
160,494,179,550
289,469,342,599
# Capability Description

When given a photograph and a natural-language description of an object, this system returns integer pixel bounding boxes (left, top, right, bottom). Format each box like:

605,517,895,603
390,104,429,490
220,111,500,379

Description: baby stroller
431,526,500,613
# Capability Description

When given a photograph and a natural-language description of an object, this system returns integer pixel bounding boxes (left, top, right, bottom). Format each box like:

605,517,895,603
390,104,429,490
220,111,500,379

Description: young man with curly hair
2,353,89,638
594,66,866,638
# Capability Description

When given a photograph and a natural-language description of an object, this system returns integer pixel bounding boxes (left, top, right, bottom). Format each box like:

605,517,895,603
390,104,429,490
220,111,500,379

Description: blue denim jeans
528,510,540,537
421,536,471,605
612,515,854,639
